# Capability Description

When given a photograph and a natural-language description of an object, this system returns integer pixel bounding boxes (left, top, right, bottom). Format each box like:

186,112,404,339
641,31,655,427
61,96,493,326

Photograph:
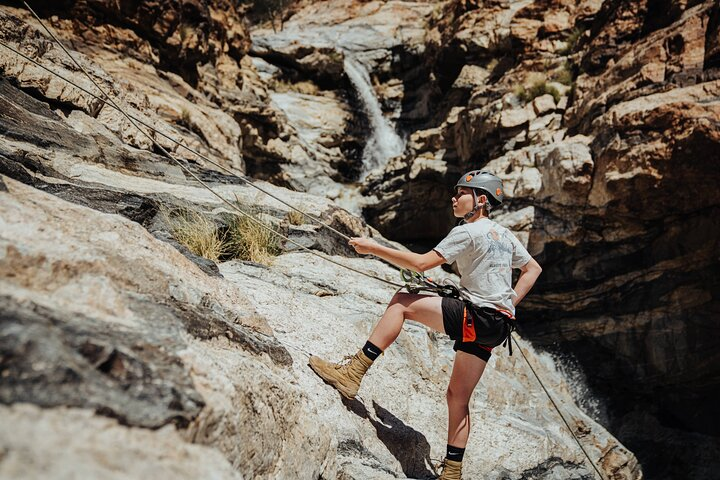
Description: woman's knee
388,293,411,313
389,292,411,305
446,385,471,406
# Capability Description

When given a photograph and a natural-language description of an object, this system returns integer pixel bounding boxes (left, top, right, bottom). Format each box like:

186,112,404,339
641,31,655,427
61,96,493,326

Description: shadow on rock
344,398,436,479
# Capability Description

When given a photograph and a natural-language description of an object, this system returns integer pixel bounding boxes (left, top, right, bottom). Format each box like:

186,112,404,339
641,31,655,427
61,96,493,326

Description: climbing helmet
455,170,504,206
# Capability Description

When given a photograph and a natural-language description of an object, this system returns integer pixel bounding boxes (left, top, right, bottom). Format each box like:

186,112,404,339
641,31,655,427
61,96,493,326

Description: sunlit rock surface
361,0,720,477
0,3,642,478
4,0,717,478
0,172,639,479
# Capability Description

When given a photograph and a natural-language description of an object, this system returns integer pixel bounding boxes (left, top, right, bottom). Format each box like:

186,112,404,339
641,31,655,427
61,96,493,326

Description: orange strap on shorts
462,305,515,352
461,306,493,352
462,306,476,343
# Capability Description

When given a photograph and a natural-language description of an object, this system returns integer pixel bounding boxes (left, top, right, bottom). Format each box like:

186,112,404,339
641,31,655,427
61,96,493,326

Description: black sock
446,444,465,462
362,341,382,361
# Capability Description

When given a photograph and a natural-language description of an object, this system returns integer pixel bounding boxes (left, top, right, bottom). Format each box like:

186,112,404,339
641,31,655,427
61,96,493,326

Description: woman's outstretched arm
348,237,446,272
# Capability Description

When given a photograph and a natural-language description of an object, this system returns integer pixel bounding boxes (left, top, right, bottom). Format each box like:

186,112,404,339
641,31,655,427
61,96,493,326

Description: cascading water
343,55,405,180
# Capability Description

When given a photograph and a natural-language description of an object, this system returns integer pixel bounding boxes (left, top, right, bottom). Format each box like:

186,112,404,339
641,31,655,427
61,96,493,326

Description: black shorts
441,297,513,362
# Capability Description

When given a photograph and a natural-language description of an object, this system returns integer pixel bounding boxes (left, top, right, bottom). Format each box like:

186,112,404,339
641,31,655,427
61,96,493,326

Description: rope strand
4,10,608,478
512,335,608,480
4,4,401,289
16,3,353,242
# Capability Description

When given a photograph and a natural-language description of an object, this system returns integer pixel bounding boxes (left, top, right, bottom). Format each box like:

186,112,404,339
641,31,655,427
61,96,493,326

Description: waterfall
343,55,405,180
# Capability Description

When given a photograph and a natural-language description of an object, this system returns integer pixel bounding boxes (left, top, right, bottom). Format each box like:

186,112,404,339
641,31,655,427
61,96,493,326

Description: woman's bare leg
446,351,487,447
367,292,445,350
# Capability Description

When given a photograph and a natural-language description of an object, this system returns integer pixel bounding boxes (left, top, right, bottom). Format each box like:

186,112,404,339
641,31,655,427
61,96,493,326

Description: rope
12,1,353,243
511,335,608,480
4,12,608,478
2,3,402,289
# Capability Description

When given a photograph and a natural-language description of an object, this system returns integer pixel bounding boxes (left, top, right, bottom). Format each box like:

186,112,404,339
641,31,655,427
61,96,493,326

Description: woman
309,170,542,480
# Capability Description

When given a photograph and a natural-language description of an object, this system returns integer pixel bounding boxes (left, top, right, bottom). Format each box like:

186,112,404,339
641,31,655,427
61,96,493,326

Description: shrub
162,207,227,262
515,79,561,104
225,213,281,265
558,27,583,55
552,61,574,86
286,210,305,226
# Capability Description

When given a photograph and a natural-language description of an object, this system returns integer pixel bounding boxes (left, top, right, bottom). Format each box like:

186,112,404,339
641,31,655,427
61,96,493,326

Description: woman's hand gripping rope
349,237,380,255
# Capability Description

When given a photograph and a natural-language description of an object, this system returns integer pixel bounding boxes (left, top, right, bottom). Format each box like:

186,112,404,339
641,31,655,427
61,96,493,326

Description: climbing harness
401,269,515,355
1,7,608,479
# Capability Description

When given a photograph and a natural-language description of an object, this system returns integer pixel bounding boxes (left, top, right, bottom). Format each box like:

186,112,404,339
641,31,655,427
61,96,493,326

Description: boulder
532,93,557,116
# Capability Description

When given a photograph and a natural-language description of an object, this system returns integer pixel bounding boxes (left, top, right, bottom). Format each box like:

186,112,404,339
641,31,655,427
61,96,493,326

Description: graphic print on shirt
484,228,514,274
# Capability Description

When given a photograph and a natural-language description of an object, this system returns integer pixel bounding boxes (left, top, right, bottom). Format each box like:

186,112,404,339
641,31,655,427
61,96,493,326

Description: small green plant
515,79,561,104
551,61,574,86
286,210,305,226
558,27,583,55
271,78,320,95
486,58,499,73
162,207,227,262
225,213,281,265
180,108,191,126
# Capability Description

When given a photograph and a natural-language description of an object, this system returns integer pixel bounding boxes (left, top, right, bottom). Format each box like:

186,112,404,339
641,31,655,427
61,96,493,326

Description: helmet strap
463,189,480,221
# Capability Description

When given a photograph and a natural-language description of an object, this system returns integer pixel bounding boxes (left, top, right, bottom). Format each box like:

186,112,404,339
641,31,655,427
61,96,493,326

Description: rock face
30,0,251,85
0,3,643,479
0,176,334,479
250,0,439,202
0,168,640,479
361,0,720,477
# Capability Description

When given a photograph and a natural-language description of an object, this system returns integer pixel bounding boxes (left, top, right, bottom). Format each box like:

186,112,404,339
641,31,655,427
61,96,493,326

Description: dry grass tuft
515,78,561,104
286,210,305,226
225,213,281,265
162,207,227,262
552,62,574,86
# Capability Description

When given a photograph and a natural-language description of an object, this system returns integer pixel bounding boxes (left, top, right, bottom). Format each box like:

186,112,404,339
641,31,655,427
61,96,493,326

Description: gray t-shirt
433,218,532,315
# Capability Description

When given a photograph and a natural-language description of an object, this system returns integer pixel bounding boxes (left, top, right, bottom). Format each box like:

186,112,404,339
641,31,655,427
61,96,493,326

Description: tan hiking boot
308,350,373,400
438,458,462,480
